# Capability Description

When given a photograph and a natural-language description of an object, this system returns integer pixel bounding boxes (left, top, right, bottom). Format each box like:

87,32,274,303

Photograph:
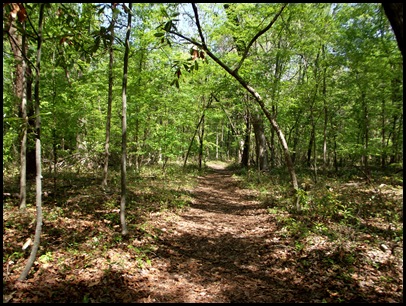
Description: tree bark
382,3,404,59
241,106,250,168
252,111,268,171
120,3,132,236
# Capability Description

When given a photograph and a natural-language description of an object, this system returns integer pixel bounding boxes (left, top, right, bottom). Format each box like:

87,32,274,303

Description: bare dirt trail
140,162,300,303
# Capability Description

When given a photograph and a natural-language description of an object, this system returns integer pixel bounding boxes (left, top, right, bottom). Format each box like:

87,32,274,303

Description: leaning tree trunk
169,3,300,209
18,3,45,281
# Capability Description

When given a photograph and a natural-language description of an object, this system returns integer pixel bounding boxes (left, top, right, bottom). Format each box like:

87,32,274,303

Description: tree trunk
381,98,386,169
198,114,205,169
361,92,371,180
134,48,145,171
216,124,219,160
252,111,268,171
18,3,45,281
120,3,132,236
183,112,204,168
382,3,404,59
6,7,36,197
241,106,250,168
307,126,315,167
102,6,116,188
322,60,328,172
323,104,328,171
19,22,28,209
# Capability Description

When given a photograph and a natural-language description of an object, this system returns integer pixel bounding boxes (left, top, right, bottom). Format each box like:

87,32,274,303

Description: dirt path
140,163,297,303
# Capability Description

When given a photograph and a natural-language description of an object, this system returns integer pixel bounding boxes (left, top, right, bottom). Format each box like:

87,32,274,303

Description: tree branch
191,3,206,47
6,30,38,73
233,3,288,73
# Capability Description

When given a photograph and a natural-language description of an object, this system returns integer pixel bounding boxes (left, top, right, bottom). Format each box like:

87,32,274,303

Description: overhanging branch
233,3,288,73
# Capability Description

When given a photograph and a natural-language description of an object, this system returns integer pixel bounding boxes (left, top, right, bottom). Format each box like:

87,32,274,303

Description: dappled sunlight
3,162,403,302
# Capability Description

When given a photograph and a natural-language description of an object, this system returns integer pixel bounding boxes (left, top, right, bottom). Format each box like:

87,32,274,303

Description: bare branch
168,30,204,48
191,3,206,47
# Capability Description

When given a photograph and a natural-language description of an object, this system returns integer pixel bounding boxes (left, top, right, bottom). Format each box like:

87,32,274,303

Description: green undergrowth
229,164,403,302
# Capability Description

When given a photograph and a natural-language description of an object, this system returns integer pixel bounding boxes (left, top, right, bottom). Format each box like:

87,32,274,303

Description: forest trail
4,162,402,303
142,162,294,303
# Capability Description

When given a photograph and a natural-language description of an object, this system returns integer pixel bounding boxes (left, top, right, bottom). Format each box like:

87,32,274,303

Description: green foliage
127,245,152,268
39,252,54,263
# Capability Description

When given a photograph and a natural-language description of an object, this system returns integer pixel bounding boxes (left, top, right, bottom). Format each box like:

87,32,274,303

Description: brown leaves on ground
2,163,403,303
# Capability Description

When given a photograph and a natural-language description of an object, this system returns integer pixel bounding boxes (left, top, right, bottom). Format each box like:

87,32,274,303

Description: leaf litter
2,163,403,302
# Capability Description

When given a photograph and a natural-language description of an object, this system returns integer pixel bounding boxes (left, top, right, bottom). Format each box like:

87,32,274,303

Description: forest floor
3,161,403,303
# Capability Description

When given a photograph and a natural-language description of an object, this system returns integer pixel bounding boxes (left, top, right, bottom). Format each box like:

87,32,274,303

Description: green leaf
154,32,165,37
164,21,172,32
194,60,199,71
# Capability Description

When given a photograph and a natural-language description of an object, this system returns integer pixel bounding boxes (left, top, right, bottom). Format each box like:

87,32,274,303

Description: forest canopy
3,3,402,175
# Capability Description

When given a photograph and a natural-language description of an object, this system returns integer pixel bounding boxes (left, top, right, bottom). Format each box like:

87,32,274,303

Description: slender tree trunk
322,107,328,171
184,96,212,167
270,105,277,169
51,51,58,194
241,106,250,168
252,111,268,171
19,22,28,209
381,98,386,169
120,3,132,236
307,126,315,167
183,112,204,167
102,6,116,188
6,7,34,207
216,125,219,160
134,49,145,171
361,92,370,180
313,123,318,183
322,61,328,172
19,3,45,281
198,114,205,169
